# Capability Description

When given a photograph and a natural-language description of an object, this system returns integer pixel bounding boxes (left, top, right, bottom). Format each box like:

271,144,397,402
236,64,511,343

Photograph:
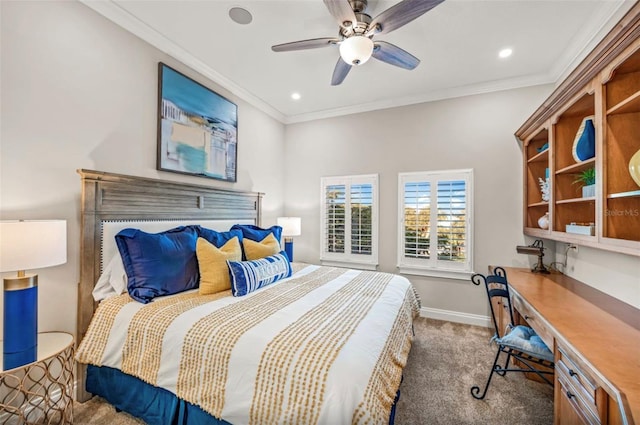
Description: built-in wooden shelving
516,3,640,257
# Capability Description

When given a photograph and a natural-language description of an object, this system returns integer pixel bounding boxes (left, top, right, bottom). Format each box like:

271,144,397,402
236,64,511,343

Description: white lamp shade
0,220,67,272
277,217,301,237
339,36,374,66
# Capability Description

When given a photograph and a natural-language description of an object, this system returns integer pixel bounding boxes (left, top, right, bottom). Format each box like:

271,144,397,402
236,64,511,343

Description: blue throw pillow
230,224,282,243
230,224,283,260
227,251,292,297
572,116,595,162
115,226,199,304
193,226,243,248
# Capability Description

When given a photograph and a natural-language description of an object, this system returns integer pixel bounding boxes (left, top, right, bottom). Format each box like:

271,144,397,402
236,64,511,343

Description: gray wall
555,246,639,308
0,0,286,338
282,86,556,319
1,1,637,341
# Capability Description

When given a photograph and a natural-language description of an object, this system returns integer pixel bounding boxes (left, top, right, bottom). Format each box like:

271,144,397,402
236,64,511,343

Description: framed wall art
157,62,238,182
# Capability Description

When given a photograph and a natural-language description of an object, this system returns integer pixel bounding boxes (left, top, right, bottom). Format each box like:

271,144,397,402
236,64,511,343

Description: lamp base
284,238,294,262
531,255,550,274
3,275,38,369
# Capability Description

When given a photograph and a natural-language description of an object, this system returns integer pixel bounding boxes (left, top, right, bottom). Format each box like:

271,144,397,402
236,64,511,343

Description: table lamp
0,220,67,369
277,217,301,261
515,239,549,274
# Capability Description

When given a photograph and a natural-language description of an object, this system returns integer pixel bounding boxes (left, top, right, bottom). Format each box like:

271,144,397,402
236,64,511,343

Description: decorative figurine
538,177,550,202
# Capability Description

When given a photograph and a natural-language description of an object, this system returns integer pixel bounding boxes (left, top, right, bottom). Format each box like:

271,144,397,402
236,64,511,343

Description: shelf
524,227,551,238
559,93,595,118
556,196,596,205
550,231,597,243
528,149,549,163
528,201,549,207
608,189,640,199
555,158,596,175
607,90,640,115
518,10,640,257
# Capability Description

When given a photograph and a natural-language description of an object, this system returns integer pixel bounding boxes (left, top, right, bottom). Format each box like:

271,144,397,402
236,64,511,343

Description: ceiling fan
271,0,444,86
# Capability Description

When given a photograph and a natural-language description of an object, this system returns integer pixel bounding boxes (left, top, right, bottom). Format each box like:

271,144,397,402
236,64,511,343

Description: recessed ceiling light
499,48,513,59
229,7,252,25
291,92,301,100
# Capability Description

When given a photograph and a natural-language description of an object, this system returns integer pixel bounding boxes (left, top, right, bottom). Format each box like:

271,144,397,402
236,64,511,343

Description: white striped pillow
227,252,292,297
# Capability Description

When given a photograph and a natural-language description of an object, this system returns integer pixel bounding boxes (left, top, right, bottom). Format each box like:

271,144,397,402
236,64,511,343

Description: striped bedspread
76,264,421,425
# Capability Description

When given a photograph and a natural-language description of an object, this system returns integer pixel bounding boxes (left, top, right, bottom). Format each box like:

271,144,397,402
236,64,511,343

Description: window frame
320,174,379,270
397,169,474,280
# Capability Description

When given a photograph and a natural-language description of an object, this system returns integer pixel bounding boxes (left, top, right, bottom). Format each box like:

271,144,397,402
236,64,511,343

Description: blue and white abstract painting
157,63,238,182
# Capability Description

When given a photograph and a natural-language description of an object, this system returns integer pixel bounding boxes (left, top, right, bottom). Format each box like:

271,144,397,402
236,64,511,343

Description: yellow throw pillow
196,236,242,295
243,233,280,260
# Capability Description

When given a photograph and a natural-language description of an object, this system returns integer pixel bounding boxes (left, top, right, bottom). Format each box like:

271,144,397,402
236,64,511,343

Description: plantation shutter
398,170,473,278
437,180,467,262
403,182,430,259
325,184,346,253
351,183,373,255
321,175,379,269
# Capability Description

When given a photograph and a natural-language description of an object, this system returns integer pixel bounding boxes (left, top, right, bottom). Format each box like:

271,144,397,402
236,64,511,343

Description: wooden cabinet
517,4,640,256
510,290,555,383
504,267,640,425
602,43,640,246
555,344,608,425
524,127,551,230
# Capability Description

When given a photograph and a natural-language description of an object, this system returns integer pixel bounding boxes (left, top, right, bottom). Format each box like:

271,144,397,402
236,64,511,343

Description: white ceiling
82,0,635,123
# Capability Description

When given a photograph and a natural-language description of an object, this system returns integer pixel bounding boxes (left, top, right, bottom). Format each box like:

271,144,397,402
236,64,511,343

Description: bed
75,169,420,425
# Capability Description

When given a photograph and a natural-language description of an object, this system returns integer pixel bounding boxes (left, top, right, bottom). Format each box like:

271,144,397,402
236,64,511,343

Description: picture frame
157,62,238,182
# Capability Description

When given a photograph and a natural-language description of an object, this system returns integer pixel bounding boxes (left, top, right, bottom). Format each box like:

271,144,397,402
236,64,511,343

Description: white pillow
92,253,127,301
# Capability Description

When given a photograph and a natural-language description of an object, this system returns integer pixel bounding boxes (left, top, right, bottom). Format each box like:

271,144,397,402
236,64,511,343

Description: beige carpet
73,318,553,424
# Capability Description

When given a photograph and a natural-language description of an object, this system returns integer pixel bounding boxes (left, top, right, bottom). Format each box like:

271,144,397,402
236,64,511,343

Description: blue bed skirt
86,365,400,425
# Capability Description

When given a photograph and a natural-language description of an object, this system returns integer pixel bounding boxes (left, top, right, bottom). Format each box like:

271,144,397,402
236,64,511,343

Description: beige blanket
76,265,420,425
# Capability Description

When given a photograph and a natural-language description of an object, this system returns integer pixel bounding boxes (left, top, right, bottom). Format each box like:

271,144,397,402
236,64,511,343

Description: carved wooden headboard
76,169,262,400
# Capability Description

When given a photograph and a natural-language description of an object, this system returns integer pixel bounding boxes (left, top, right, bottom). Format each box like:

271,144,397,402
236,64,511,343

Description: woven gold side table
0,332,74,424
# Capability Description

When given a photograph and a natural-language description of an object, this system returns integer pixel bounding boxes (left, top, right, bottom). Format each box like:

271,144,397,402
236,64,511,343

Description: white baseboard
420,307,491,328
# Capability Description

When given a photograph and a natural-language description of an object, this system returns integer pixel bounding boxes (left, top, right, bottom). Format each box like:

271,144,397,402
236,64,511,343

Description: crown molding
80,0,630,126
79,0,286,123
283,74,555,124
549,0,635,85
516,1,640,140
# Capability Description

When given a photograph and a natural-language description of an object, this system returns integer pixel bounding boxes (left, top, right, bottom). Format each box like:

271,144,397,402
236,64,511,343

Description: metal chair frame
470,267,554,400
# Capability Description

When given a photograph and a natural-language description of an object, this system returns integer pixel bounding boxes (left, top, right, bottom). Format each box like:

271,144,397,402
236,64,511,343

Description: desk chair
470,267,554,400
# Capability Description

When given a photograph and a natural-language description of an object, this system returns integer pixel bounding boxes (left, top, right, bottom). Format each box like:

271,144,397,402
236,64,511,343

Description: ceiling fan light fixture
339,36,374,66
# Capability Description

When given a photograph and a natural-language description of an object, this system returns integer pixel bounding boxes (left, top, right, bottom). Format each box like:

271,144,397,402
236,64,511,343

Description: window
321,174,378,269
398,170,473,279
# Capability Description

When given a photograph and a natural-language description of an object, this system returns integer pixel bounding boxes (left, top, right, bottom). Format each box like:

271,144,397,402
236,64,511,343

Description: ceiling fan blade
323,0,358,28
368,0,444,35
331,57,352,86
272,37,340,52
372,41,420,70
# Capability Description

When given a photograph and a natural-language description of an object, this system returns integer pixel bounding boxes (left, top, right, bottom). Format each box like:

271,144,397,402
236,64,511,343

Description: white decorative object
538,177,550,202
566,223,595,236
582,184,595,198
538,213,549,229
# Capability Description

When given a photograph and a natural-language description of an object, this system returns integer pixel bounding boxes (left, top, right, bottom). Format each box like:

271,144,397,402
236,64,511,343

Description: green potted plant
573,167,596,198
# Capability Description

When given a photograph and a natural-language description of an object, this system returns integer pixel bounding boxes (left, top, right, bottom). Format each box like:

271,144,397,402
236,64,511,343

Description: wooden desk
503,267,640,425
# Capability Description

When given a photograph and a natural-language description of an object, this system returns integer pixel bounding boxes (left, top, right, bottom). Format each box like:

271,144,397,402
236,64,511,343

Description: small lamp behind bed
0,220,66,369
277,217,301,261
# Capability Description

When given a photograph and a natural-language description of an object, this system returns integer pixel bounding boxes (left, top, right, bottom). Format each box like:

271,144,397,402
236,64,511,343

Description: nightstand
1,332,74,424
